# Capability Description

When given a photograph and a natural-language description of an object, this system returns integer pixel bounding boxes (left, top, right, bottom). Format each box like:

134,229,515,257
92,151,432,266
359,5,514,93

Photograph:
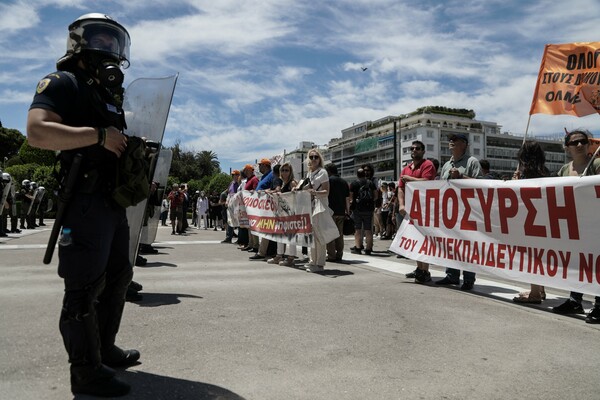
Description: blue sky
1,0,600,173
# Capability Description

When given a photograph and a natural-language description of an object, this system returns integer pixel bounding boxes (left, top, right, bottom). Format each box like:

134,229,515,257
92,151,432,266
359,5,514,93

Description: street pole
393,120,397,181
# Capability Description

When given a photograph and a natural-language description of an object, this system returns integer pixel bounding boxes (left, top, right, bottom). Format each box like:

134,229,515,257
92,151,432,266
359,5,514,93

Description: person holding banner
221,170,240,243
551,128,600,323
511,141,550,304
297,149,329,272
241,165,259,252
266,162,298,266
435,133,481,290
397,141,436,283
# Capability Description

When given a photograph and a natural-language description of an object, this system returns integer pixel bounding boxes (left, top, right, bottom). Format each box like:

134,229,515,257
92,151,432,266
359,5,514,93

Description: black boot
70,364,130,397
102,345,141,368
129,280,143,292
126,286,143,302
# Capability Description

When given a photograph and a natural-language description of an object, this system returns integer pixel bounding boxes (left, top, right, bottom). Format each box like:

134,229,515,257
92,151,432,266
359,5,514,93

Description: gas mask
84,52,124,88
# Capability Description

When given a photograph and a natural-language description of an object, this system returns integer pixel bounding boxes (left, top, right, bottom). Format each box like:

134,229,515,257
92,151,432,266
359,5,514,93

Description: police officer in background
26,13,137,397
19,179,33,229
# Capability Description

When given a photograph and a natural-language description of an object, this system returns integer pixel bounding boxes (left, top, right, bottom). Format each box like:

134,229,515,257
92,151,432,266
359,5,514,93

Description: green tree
19,139,56,166
206,173,230,195
5,163,40,190
166,142,222,183
168,141,200,183
196,150,220,177
0,127,26,164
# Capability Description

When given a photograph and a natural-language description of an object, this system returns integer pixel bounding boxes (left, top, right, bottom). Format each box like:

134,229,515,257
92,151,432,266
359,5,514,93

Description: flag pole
522,115,532,145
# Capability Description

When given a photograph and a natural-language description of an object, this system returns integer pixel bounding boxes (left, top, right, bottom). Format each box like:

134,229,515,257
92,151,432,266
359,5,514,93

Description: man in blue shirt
256,158,273,190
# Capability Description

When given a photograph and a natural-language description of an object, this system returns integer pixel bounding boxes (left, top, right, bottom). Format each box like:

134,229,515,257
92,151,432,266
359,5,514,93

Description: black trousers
58,193,132,367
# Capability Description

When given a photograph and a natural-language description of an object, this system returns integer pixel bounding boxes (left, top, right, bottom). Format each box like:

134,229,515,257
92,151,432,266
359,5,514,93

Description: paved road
1,222,599,400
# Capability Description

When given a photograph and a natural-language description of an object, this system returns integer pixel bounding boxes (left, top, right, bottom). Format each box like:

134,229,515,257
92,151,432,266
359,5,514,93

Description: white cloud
0,1,40,33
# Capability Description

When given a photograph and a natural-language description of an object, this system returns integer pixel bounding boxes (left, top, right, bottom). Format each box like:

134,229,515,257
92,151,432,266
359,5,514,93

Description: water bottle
59,228,73,247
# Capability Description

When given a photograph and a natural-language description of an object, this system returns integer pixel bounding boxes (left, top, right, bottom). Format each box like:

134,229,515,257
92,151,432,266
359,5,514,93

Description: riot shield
124,75,178,266
10,183,16,217
0,176,11,217
46,198,54,213
34,187,45,214
139,149,173,246
27,188,39,215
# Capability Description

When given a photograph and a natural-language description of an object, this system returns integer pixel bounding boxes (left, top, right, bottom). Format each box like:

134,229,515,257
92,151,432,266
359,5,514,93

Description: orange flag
529,42,600,116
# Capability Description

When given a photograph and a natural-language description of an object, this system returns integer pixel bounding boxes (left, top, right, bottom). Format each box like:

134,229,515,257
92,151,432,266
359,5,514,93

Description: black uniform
30,69,133,376
19,186,33,229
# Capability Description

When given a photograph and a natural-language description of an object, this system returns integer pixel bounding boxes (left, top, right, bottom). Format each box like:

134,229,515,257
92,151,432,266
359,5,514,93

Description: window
473,135,480,143
427,144,434,152
427,130,434,138
474,148,480,156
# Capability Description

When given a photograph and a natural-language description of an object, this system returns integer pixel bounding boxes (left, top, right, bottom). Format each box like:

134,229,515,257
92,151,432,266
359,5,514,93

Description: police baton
43,153,82,265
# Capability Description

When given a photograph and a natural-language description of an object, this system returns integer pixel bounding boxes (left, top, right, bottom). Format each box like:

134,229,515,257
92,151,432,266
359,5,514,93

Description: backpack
112,136,151,208
355,180,374,210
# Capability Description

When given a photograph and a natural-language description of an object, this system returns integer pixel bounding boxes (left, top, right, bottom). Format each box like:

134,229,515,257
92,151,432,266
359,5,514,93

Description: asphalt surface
1,221,599,400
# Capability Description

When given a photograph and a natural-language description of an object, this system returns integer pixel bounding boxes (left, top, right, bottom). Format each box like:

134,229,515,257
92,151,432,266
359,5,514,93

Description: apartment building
323,107,566,182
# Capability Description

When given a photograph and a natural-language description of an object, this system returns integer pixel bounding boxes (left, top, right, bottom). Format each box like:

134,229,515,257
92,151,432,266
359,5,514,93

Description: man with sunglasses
398,141,436,283
436,133,481,290
552,128,600,323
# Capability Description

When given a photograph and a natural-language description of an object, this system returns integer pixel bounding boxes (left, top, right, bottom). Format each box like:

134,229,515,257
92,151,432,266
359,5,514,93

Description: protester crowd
136,129,600,326
7,130,599,325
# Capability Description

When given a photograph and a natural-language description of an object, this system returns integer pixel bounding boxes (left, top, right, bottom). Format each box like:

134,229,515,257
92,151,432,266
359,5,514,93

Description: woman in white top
298,149,329,272
196,192,209,229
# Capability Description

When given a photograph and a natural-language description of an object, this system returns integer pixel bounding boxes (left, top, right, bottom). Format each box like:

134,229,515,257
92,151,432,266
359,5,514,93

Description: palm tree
197,150,220,177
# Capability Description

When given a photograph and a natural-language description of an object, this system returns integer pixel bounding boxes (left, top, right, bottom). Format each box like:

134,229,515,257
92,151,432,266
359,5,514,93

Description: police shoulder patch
36,78,51,94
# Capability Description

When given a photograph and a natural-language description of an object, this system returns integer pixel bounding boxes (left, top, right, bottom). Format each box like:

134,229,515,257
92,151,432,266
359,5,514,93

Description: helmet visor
75,20,131,67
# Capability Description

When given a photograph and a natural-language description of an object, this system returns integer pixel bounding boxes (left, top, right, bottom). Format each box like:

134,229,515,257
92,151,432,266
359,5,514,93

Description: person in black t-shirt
349,167,377,255
325,163,349,261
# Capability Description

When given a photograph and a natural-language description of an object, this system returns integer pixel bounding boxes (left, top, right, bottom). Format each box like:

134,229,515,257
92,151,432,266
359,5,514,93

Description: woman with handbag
296,149,330,272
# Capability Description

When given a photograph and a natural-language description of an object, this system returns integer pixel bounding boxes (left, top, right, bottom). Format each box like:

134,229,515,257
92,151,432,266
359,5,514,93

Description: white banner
390,176,600,296
242,190,314,247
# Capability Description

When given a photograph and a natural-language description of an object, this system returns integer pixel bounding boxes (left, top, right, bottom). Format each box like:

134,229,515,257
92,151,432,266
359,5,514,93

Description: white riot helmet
31,181,38,189
22,179,31,187
57,13,131,87
1,173,10,183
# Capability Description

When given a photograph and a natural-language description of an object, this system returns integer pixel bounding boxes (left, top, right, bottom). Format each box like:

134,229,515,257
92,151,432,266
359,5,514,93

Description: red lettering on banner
471,243,480,264
559,251,571,279
507,245,517,270
442,190,458,229
418,236,430,254
485,242,496,267
498,188,519,234
517,246,527,272
533,248,545,275
425,189,440,227
476,188,494,232
452,239,463,262
460,188,476,231
409,190,423,226
521,187,547,237
547,250,558,277
462,240,470,261
546,186,579,239
580,253,594,283
497,244,506,269
447,238,454,260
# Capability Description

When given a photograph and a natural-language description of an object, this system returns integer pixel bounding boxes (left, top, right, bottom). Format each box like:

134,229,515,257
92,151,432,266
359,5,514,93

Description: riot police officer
26,13,137,397
19,179,33,229
0,171,10,236
27,181,39,228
